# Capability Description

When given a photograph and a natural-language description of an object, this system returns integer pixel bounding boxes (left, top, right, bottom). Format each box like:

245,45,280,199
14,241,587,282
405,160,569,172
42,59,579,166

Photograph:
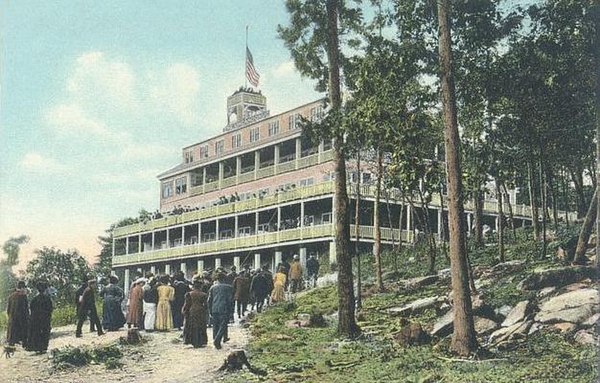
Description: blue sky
0,1,321,270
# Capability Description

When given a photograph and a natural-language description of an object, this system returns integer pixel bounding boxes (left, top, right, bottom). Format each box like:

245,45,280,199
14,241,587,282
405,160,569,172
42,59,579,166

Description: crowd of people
4,254,320,353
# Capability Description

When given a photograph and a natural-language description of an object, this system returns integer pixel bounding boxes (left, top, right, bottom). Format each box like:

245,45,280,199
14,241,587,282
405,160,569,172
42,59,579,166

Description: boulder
518,266,598,291
474,317,498,335
285,319,309,328
495,305,513,320
394,322,431,346
387,296,445,317
537,287,557,299
535,288,600,324
404,275,439,289
574,330,598,346
563,282,591,292
582,313,600,328
430,310,454,338
528,322,543,336
552,322,578,333
501,300,533,327
490,260,526,275
437,268,451,280
489,320,533,344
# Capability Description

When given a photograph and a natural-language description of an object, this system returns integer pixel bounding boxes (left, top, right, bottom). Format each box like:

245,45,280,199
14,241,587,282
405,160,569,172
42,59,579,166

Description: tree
0,235,29,310
278,0,362,338
437,0,477,356
25,247,91,305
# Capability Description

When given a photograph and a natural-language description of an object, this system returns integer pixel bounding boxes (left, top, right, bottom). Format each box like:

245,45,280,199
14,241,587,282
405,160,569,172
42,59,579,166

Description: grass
226,232,599,383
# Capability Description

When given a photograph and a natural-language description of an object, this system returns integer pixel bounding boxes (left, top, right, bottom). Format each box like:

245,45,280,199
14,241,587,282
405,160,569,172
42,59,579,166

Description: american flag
246,47,260,87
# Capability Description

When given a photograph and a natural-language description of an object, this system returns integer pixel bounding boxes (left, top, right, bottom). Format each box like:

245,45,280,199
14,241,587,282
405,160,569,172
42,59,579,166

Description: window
215,140,224,155
322,212,332,224
257,223,269,232
323,139,333,151
299,178,314,187
184,150,194,163
199,145,209,158
288,113,301,130
310,105,324,122
268,121,280,136
249,127,260,142
238,226,251,236
219,229,233,239
175,177,187,195
231,133,242,148
203,232,216,242
162,182,173,198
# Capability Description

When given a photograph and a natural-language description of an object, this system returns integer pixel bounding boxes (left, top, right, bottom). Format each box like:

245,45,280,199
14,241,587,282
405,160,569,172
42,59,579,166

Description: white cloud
272,60,296,79
67,51,136,110
45,103,111,137
149,63,201,126
20,152,66,173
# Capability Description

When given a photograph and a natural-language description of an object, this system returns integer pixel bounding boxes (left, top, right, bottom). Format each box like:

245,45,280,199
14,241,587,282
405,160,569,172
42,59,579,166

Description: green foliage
25,247,91,306
0,235,29,310
51,344,123,370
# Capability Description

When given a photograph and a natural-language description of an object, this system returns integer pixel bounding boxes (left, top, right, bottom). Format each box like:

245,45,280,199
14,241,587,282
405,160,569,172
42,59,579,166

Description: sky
0,1,321,272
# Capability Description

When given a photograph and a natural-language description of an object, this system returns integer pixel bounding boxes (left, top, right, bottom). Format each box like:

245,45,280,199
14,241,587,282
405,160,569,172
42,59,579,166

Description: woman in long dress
126,278,145,328
102,276,126,331
182,280,208,348
155,275,175,331
26,281,53,353
270,267,287,303
143,277,158,331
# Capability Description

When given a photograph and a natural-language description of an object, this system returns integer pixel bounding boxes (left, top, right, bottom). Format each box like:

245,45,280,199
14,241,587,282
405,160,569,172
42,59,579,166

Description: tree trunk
502,183,516,241
527,159,540,240
373,149,384,291
574,186,598,264
355,152,362,310
437,0,477,356
539,157,547,257
571,168,587,218
473,191,484,247
326,0,359,339
496,181,505,263
546,169,559,231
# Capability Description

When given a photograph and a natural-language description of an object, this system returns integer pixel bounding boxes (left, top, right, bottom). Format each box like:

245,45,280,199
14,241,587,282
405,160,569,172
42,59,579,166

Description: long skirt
271,283,285,303
143,302,157,331
102,297,126,331
155,300,173,331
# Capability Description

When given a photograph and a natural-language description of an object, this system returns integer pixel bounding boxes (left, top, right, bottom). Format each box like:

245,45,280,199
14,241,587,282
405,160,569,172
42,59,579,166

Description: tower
224,87,268,132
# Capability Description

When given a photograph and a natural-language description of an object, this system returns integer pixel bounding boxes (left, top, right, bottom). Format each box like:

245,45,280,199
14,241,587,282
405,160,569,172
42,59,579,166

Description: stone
582,313,600,328
552,322,577,333
528,322,543,336
317,272,338,288
501,301,532,327
285,319,309,328
490,260,526,275
437,268,451,280
394,322,430,346
574,330,598,346
431,310,454,338
563,282,590,292
537,287,557,299
495,305,513,320
297,313,311,322
387,296,444,317
518,266,598,291
489,320,533,344
535,288,600,324
404,275,439,289
474,316,498,335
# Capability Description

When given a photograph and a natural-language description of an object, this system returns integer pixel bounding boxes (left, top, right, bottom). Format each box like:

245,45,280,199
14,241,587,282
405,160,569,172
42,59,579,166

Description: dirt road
2,322,249,383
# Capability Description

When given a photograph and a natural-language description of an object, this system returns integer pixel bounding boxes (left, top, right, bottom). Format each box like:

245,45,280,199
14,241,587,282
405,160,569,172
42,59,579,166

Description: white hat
134,277,147,284
293,254,299,260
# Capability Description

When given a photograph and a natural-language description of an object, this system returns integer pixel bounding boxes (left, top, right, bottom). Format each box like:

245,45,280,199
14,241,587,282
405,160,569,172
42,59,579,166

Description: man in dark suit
207,272,233,349
75,279,105,337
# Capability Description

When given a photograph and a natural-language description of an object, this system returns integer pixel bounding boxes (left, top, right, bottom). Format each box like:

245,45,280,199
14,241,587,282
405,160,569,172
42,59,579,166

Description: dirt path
2,321,249,383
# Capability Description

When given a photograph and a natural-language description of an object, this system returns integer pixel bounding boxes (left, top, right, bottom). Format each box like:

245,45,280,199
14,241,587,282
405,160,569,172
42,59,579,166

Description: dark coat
78,286,98,317
6,289,29,345
182,289,208,347
102,284,126,331
207,282,233,315
26,292,53,352
250,273,270,300
232,275,251,302
172,280,190,328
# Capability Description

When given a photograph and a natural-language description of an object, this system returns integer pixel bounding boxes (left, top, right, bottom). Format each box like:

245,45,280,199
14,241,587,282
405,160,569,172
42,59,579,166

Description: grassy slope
228,232,599,383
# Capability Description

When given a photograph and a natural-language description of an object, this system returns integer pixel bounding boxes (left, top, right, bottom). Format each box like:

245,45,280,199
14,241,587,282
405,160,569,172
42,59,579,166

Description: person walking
306,255,320,288
249,269,269,313
155,275,175,331
172,271,190,330
102,275,126,331
182,280,208,348
143,277,159,331
288,254,303,293
26,281,53,353
6,280,29,346
270,267,287,303
126,278,145,329
232,270,250,318
207,272,233,349
76,280,104,338
75,280,95,333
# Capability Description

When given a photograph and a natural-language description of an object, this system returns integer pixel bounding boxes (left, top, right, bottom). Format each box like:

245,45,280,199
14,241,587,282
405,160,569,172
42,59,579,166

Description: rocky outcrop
501,300,534,327
534,288,600,324
387,296,445,317
518,266,598,291
430,310,454,338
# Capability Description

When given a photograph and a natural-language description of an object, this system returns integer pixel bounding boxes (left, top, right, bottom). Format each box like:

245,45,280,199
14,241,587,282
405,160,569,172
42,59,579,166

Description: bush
51,344,123,370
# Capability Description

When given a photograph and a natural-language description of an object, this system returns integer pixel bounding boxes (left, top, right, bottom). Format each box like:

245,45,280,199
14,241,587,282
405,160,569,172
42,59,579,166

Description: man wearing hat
288,254,304,294
76,279,105,337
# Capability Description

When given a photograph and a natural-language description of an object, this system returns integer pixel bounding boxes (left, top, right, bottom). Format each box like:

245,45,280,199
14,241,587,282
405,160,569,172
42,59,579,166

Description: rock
582,313,600,328
574,330,598,346
285,319,309,328
490,260,526,274
431,310,454,338
528,322,543,335
552,322,577,333
404,275,439,289
563,282,590,292
556,246,572,262
535,288,600,324
474,316,498,335
537,287,557,299
394,322,430,346
495,305,513,320
437,268,451,280
317,272,338,288
387,296,444,317
518,266,598,291
501,301,533,327
297,313,311,322
489,320,533,344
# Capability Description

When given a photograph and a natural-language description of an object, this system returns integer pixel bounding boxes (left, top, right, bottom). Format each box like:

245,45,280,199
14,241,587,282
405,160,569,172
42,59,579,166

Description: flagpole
245,25,249,89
